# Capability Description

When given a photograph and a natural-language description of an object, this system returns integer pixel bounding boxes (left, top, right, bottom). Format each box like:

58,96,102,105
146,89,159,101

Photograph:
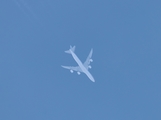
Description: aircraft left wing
61,65,82,72
83,49,93,70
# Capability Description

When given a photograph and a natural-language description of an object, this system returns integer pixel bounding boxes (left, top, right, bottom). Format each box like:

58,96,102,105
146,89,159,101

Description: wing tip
61,65,66,68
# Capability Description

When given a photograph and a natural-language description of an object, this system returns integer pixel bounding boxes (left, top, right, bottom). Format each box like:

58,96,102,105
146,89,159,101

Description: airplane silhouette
61,46,95,82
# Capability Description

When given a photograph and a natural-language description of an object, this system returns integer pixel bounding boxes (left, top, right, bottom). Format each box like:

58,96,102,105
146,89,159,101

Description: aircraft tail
65,45,75,54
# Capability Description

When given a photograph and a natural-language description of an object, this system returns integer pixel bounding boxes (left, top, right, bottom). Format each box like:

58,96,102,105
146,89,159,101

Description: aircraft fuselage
70,49,95,82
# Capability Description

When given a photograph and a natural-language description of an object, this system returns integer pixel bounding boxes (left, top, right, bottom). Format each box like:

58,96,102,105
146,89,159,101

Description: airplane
61,46,95,82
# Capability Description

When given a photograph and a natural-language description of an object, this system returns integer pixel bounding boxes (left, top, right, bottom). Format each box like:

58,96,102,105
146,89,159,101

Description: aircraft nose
91,78,95,82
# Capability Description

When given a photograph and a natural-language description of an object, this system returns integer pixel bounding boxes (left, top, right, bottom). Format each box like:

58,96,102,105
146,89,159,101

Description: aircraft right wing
83,49,93,70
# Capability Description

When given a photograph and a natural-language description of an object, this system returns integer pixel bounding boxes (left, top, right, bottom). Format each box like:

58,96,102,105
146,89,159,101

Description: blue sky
1,0,161,119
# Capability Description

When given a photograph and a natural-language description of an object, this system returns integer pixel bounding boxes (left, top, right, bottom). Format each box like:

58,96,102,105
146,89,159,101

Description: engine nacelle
77,72,81,75
70,70,73,73
88,65,92,69
90,59,93,62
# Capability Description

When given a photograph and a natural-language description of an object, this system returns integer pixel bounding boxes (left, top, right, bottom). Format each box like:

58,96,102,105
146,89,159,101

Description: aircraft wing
61,65,83,72
83,49,93,70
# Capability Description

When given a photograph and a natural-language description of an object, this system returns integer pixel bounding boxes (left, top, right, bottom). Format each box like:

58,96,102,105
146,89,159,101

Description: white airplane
61,46,95,82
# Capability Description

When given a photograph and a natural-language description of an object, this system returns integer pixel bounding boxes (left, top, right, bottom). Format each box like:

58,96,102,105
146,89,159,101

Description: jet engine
70,70,73,73
77,72,81,75
90,59,93,62
88,65,92,69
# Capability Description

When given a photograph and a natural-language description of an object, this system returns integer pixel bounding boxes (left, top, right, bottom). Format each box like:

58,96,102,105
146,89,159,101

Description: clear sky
1,0,161,120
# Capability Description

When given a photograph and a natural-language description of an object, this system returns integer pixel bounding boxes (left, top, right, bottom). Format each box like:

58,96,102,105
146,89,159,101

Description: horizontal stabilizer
65,45,75,54
65,50,71,54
